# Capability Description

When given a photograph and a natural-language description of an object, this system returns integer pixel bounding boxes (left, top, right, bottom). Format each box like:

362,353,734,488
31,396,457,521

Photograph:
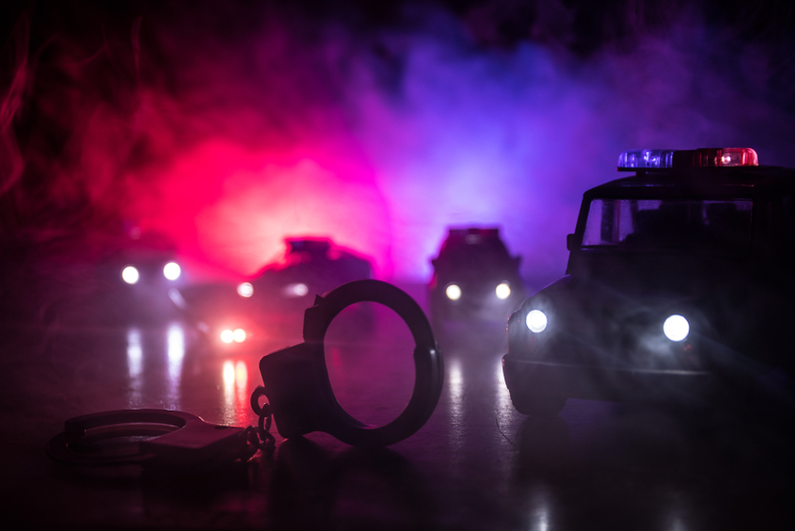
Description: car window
582,198,753,255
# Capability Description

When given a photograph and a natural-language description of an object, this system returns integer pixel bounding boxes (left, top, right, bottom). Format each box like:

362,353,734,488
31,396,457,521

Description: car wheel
510,392,567,417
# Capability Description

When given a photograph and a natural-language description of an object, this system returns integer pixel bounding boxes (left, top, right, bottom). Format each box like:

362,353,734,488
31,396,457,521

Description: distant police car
114,233,183,290
176,237,373,348
99,229,184,324
503,148,795,415
250,238,372,314
429,228,525,327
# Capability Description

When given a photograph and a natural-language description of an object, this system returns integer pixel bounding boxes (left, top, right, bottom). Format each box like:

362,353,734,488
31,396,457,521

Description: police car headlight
495,282,511,300
237,282,254,298
220,329,234,343
233,328,247,343
663,314,689,342
122,266,139,285
526,309,548,333
163,262,181,281
445,284,462,301
283,283,309,298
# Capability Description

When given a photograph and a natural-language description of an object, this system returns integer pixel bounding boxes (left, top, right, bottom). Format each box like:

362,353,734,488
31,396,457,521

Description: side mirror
566,234,577,251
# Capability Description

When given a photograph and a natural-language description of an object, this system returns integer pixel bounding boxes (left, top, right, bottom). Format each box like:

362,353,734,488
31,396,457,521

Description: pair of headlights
525,309,690,342
236,282,310,299
220,328,247,344
444,282,512,301
122,262,181,285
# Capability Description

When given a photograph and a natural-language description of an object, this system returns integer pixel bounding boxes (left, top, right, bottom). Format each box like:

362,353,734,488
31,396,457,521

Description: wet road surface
2,283,795,530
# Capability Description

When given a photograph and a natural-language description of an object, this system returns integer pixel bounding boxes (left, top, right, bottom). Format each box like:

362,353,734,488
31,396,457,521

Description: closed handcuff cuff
47,280,444,469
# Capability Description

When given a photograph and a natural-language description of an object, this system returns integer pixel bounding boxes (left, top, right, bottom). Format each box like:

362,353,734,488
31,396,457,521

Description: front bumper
431,293,523,322
502,355,724,404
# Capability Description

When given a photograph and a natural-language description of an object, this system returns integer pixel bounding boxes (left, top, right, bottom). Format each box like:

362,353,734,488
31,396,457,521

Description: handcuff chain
246,386,276,455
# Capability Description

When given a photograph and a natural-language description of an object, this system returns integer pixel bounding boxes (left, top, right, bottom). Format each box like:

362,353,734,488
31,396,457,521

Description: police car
98,228,185,324
250,238,372,314
175,237,373,348
429,227,525,329
502,148,795,415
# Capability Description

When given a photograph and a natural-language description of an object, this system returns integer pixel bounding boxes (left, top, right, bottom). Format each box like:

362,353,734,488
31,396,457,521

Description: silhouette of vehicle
175,237,373,348
429,227,525,329
91,228,185,325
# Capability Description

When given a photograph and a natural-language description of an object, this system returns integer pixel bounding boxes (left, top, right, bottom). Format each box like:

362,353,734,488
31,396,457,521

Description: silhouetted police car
251,237,372,312
97,228,185,324
175,237,373,348
112,230,183,288
430,227,525,328
503,148,795,415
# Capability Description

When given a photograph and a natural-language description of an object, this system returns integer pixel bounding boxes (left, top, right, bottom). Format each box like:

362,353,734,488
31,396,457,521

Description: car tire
510,393,567,417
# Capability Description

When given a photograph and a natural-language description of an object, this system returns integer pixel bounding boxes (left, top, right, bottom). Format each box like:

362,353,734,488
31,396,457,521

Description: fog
2,0,794,286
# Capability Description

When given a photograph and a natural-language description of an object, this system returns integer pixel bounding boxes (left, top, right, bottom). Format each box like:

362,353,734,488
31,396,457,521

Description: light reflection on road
222,359,250,426
126,327,143,405
166,323,185,409
446,357,465,452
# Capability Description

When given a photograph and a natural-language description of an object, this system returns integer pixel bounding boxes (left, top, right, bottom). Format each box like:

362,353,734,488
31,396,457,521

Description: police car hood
533,256,746,323
566,249,748,297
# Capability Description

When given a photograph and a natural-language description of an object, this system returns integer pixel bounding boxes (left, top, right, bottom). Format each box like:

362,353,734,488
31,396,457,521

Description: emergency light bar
617,148,758,171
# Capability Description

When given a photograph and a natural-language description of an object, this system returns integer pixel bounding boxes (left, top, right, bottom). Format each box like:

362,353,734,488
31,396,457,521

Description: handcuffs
45,409,256,469
47,280,444,468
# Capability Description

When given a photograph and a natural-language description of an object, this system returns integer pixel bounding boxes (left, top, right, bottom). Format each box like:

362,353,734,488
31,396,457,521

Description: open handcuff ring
254,279,444,447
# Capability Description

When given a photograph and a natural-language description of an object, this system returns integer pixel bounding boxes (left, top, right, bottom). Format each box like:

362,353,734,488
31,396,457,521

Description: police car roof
584,165,795,198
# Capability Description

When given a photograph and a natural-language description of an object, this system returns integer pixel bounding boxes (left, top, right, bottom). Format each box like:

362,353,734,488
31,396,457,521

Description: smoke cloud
2,0,794,285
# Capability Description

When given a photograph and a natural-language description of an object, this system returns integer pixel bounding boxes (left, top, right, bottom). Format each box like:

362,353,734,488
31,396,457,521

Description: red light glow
141,141,392,279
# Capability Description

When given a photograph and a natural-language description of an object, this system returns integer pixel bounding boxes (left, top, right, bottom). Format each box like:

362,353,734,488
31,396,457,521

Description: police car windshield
582,198,753,255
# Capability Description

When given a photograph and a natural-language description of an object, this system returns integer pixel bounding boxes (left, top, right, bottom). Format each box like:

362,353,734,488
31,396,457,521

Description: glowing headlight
663,314,689,342
526,309,548,333
495,282,511,300
293,283,309,296
163,262,181,281
122,266,139,285
233,328,247,343
283,283,309,298
220,329,234,343
445,284,462,301
237,282,254,298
